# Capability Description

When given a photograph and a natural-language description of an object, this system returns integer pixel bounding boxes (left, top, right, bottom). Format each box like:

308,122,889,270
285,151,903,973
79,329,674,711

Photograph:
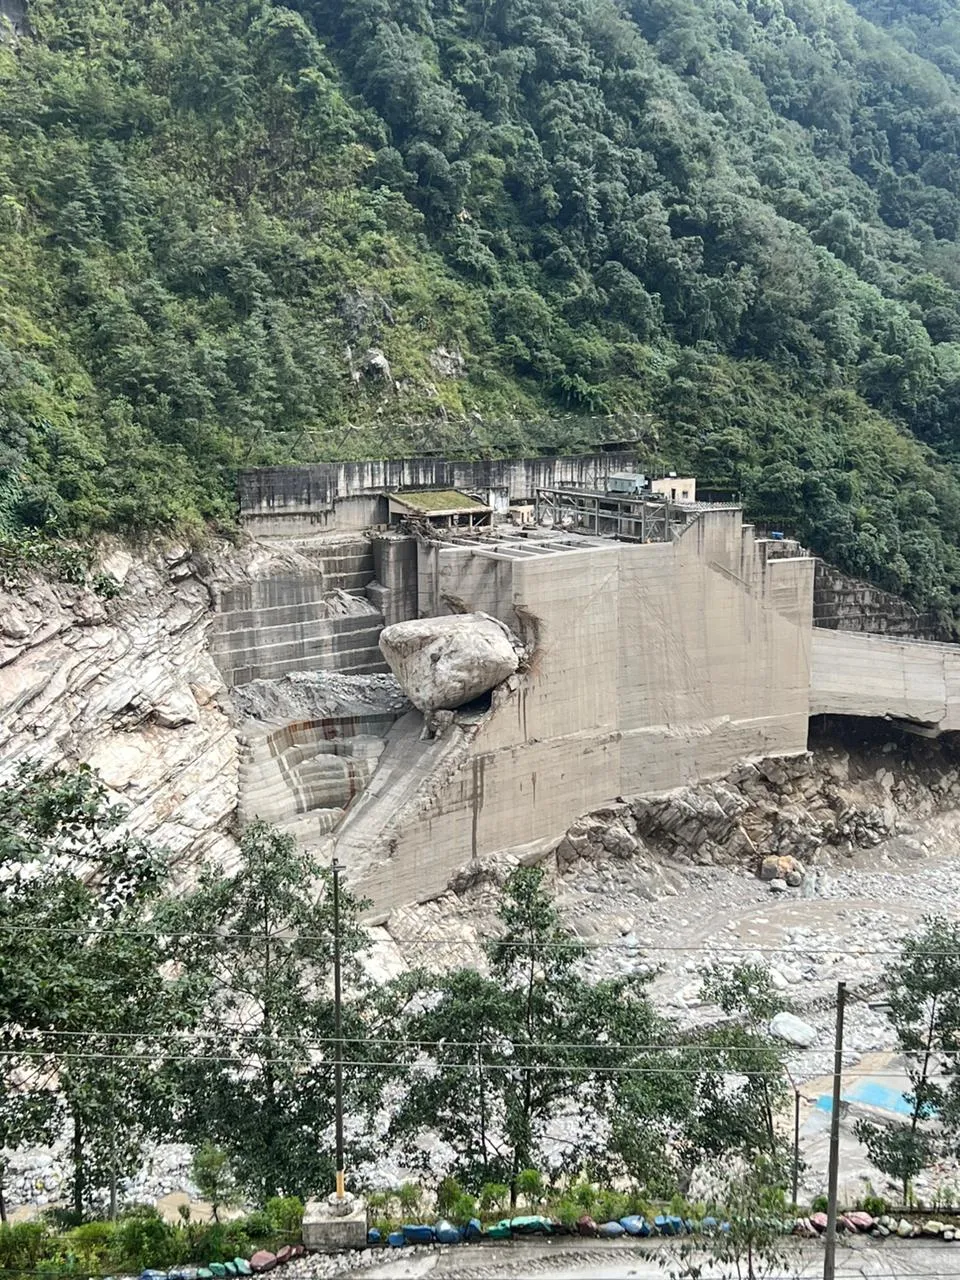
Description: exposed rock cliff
0,544,241,876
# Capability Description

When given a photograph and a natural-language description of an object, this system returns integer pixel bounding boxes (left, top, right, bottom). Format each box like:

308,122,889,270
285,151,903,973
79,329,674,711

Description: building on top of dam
219,452,960,917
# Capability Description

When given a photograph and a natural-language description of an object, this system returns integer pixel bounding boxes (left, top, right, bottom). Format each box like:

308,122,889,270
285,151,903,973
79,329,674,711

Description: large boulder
378,612,521,713
769,1011,817,1048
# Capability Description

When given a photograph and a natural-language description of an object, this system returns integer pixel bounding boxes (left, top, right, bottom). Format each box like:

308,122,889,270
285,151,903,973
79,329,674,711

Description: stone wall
345,508,816,916
813,560,943,638
239,453,639,537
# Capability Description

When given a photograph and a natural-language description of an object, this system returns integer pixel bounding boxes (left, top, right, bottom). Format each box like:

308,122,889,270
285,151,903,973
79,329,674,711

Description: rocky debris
360,347,392,383
379,613,522,713
769,1011,817,1047
429,346,466,378
233,671,408,724
550,728,960,883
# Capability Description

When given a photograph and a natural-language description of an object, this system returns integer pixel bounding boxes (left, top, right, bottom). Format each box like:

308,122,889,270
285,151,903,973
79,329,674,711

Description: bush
112,1211,181,1272
450,1192,477,1224
0,1222,54,1271
516,1169,544,1205
66,1221,116,1268
264,1196,304,1235
859,1194,888,1217
553,1196,581,1228
479,1182,509,1216
436,1177,464,1218
397,1183,421,1218
573,1181,597,1212
239,1211,273,1239
595,1189,629,1223
811,1194,829,1214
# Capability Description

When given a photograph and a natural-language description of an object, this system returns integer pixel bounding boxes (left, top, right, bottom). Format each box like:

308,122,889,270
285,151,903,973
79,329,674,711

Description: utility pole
332,858,345,1200
785,1067,801,1209
823,981,847,1280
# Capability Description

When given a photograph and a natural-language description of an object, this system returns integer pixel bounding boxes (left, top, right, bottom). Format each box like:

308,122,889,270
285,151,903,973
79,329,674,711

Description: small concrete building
651,473,696,502
387,489,491,528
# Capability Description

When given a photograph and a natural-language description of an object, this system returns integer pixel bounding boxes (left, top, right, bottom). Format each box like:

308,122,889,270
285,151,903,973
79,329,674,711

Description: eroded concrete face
348,510,816,916
811,629,960,731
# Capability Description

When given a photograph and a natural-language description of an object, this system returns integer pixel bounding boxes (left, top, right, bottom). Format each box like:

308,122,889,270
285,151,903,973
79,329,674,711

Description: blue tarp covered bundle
401,1224,435,1244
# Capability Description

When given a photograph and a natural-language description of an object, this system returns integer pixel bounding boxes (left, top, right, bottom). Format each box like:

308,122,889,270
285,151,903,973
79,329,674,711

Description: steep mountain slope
4,0,960,616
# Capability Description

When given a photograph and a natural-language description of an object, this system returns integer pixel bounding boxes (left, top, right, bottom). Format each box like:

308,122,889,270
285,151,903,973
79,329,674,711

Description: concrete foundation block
302,1194,368,1252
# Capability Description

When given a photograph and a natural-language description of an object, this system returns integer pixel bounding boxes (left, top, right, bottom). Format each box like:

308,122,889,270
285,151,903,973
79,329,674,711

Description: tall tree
166,821,384,1204
0,762,187,1218
855,916,960,1202
389,864,667,1200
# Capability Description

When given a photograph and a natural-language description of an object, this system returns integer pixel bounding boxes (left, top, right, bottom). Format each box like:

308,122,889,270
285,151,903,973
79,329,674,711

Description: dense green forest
7,0,960,611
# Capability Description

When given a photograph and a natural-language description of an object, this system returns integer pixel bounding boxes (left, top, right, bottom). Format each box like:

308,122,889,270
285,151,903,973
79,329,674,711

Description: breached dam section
341,509,815,916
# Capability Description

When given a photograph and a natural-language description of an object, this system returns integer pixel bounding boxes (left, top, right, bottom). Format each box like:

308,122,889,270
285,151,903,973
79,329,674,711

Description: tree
0,762,189,1219
855,916,960,1203
191,1142,241,1221
612,963,792,1197
661,1157,796,1280
166,821,384,1204
389,864,667,1201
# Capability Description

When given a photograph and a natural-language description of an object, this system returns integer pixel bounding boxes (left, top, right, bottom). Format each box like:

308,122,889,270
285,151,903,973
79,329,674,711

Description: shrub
479,1182,509,1215
0,1222,54,1271
859,1194,888,1217
67,1221,116,1268
554,1196,581,1228
573,1181,597,1212
113,1211,181,1272
397,1183,422,1218
450,1192,477,1224
239,1211,273,1239
595,1189,629,1223
436,1177,464,1218
264,1196,304,1235
811,1194,828,1214
516,1169,544,1206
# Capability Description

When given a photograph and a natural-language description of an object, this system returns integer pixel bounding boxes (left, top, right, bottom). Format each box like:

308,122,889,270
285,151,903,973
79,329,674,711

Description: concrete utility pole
332,857,345,1199
823,981,847,1280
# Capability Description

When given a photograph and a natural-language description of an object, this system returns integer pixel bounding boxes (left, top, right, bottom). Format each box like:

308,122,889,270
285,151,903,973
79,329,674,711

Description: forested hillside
6,0,960,612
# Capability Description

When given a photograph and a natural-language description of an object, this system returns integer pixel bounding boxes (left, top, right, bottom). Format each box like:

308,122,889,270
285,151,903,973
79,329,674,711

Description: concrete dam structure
216,454,960,918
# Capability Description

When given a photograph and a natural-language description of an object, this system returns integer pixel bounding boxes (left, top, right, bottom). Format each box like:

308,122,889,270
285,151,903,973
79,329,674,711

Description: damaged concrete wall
811,629,960,731
351,508,814,916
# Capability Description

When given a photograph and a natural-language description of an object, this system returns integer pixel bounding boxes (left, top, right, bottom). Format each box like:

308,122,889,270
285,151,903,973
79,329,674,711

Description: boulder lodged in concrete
379,612,521,713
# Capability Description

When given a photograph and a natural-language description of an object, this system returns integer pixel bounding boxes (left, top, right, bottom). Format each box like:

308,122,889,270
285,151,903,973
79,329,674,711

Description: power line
0,921,945,956
8,1028,960,1058
0,1047,936,1076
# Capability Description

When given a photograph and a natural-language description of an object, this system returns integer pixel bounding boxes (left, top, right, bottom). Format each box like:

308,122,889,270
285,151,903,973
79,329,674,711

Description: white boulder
769,1011,817,1048
378,612,521,713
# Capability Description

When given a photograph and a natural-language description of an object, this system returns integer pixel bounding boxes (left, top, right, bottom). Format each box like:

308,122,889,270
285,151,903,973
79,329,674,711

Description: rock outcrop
0,545,240,876
378,612,522,713
549,723,960,884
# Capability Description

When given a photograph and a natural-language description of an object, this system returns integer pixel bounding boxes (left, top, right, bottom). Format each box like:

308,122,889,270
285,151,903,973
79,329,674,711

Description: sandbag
509,1215,552,1235
387,1231,405,1248
435,1219,460,1244
485,1220,512,1239
401,1224,435,1244
619,1215,646,1236
598,1221,625,1238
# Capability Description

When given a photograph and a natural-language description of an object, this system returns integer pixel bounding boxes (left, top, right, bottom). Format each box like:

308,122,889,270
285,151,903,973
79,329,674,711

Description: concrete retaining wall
239,454,638,537
813,561,942,638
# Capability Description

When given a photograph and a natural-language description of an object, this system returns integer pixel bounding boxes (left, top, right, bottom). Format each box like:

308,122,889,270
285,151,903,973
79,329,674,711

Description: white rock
769,1011,817,1047
379,612,521,713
